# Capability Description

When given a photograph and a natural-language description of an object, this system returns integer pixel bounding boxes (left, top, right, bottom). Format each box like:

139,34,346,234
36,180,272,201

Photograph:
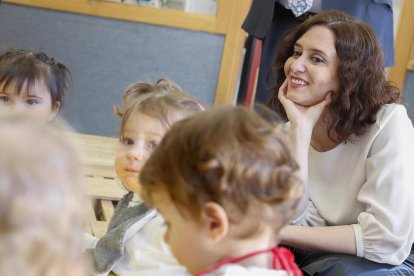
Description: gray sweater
86,192,153,274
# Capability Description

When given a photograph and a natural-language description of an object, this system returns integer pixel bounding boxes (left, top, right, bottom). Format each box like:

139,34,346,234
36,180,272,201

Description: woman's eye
311,57,324,64
0,95,10,102
122,138,134,145
292,50,301,57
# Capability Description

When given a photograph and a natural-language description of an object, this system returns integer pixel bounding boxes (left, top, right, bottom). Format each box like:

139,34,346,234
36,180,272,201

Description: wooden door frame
388,0,414,94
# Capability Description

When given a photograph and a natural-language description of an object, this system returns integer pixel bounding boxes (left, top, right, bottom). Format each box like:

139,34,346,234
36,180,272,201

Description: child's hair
0,114,87,276
0,48,72,109
114,78,204,139
140,105,303,237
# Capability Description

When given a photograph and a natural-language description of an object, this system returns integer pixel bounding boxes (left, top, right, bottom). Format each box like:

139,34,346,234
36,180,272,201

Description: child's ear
202,202,229,241
48,101,61,122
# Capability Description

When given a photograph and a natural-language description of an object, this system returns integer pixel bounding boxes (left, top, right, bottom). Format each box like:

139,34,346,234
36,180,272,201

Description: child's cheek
124,176,141,193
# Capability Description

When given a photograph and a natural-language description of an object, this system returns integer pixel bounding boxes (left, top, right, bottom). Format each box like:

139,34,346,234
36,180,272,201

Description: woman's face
284,25,340,107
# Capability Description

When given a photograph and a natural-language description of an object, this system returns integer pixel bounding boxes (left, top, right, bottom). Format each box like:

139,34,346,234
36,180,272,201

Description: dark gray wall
0,3,224,137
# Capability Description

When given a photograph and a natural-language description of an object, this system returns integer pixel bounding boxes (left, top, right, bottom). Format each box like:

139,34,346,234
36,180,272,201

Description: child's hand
278,79,332,129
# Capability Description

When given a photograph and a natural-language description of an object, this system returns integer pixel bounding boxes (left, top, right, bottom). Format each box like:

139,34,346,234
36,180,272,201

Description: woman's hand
278,79,332,129
278,79,333,217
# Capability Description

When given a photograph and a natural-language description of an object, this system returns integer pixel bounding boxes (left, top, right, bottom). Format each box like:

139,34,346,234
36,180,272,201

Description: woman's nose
290,57,306,73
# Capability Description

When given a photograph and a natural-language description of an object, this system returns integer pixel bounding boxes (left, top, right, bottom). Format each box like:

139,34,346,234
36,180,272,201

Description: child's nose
9,101,28,113
127,145,146,161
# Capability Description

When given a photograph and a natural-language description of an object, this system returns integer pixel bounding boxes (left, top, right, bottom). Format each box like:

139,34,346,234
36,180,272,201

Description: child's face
152,187,214,275
0,80,59,122
115,112,166,193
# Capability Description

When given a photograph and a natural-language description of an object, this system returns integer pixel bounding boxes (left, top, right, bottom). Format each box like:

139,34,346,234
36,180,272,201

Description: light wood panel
388,0,414,93
67,132,124,237
407,37,414,71
214,0,251,105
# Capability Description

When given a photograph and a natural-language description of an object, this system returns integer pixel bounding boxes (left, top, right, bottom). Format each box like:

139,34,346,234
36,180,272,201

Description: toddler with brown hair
86,78,204,275
140,105,303,275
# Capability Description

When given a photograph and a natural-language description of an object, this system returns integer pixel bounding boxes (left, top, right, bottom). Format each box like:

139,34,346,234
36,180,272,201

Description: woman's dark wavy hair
268,11,400,143
0,48,71,109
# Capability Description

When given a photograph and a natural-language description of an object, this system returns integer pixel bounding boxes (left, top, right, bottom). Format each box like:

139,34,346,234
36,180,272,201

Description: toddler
0,48,71,122
86,78,204,275
140,106,303,275
0,113,87,276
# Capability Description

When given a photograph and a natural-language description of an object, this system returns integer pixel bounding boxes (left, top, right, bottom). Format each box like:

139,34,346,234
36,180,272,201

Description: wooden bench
67,132,126,238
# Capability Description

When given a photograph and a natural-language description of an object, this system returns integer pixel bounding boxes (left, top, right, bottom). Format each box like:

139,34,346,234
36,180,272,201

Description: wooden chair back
69,133,125,238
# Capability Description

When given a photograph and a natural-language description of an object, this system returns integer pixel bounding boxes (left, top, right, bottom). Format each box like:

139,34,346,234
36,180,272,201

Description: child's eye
27,99,40,105
146,141,158,150
122,137,134,145
0,95,10,103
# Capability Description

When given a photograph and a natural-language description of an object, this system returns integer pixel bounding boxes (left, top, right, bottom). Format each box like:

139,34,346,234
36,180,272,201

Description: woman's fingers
278,79,289,103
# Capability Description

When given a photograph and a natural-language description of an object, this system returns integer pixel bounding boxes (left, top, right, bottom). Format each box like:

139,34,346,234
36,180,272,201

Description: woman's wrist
278,225,293,245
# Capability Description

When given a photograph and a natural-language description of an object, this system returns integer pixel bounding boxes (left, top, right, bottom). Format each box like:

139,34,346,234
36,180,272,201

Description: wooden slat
91,221,111,238
86,176,125,200
86,201,97,234
67,132,118,178
65,132,125,237
84,166,117,179
100,199,115,221
214,0,251,105
407,35,414,71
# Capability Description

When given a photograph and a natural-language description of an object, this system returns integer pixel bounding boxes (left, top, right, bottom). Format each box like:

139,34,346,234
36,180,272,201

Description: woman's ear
202,202,229,241
48,101,61,122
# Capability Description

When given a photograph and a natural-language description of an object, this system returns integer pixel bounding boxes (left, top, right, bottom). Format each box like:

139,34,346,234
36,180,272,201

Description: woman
269,11,414,275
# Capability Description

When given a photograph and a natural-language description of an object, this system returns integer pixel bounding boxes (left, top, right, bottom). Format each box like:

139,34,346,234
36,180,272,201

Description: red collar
195,246,302,276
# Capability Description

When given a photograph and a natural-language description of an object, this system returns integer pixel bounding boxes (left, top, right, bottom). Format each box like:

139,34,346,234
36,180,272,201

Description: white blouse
111,197,189,276
294,104,414,265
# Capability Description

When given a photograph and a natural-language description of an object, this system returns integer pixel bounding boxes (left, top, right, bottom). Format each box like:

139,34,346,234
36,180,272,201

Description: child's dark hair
0,48,72,109
140,105,302,237
114,78,204,140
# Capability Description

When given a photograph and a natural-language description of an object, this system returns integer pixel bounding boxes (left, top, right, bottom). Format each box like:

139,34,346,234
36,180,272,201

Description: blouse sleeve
353,105,414,265
292,199,328,227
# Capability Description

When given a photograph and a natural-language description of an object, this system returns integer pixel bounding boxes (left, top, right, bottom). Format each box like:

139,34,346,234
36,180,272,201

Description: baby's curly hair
140,106,302,237
114,78,204,140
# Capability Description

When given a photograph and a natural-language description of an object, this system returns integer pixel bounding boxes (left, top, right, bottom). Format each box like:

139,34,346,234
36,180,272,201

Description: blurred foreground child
0,114,87,276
